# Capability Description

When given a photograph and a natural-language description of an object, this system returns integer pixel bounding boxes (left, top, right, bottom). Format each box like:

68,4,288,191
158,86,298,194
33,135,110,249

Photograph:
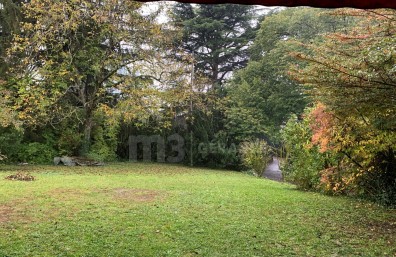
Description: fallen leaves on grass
366,219,396,235
5,172,35,181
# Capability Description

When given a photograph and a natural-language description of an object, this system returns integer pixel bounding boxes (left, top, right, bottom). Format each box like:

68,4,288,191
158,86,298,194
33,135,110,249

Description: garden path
262,157,283,181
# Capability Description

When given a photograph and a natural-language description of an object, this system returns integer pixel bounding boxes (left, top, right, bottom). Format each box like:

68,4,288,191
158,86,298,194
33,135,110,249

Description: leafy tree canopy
225,8,354,143
6,0,171,154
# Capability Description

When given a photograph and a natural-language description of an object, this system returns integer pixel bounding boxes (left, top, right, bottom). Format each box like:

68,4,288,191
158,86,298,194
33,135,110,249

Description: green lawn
0,163,395,256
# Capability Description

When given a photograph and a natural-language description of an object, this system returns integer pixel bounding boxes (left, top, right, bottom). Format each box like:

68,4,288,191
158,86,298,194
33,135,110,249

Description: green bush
57,127,83,156
183,128,240,169
88,141,115,162
356,149,396,207
240,139,272,177
20,142,57,164
0,126,24,163
88,121,118,162
281,114,333,190
198,131,239,168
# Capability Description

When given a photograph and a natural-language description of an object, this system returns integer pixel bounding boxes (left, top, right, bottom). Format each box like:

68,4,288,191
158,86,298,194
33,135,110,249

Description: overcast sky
141,1,282,24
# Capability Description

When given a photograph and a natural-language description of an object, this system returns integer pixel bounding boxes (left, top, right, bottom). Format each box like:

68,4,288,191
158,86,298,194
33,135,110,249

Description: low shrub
240,139,272,177
20,142,57,164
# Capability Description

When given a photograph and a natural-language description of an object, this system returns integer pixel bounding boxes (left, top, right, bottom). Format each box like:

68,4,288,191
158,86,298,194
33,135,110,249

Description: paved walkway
262,157,283,181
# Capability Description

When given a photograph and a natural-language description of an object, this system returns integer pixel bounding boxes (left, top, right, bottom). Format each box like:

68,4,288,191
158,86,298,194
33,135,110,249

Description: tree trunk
78,79,97,156
212,59,219,91
80,106,93,156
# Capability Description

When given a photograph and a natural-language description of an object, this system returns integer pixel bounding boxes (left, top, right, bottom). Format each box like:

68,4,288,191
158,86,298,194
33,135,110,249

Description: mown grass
0,163,395,256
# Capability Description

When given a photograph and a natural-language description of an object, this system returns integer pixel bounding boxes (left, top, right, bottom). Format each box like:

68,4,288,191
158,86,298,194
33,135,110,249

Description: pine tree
170,3,259,167
172,3,258,89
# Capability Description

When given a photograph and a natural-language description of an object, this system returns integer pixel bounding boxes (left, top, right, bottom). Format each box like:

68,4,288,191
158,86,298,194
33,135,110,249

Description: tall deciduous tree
7,0,162,155
225,8,354,144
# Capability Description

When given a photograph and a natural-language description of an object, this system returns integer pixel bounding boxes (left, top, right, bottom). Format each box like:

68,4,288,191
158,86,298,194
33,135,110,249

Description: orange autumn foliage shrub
306,104,357,195
308,103,334,153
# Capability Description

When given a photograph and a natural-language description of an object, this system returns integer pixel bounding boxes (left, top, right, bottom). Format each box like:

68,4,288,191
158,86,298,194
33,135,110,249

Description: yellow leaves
0,91,21,128
97,104,114,117
58,70,69,77
319,166,356,195
150,25,162,36
17,112,27,120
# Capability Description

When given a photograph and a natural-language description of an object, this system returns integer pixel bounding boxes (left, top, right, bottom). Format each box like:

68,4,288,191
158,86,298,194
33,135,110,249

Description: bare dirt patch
0,199,32,224
0,205,14,223
48,188,88,201
367,219,396,236
109,188,166,202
